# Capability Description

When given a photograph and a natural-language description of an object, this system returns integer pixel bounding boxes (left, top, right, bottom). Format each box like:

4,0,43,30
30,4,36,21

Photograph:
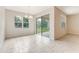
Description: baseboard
5,33,35,39
55,33,69,40
55,33,79,40
67,33,79,36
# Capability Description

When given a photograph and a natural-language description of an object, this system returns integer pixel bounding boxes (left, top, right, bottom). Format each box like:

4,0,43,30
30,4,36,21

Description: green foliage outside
37,19,49,33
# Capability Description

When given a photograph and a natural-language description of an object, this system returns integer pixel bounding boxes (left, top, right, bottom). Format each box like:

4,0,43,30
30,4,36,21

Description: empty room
0,6,79,53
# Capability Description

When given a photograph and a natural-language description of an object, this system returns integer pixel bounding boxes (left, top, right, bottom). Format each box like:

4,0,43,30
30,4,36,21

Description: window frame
15,16,29,28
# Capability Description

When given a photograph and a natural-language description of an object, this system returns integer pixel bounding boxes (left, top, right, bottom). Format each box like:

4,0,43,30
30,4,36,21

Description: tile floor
2,34,52,53
1,34,79,53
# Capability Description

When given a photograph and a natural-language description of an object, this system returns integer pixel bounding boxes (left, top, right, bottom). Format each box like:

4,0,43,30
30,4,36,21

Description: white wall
5,7,54,40
5,9,35,38
35,7,54,40
67,15,79,35
0,7,5,50
54,7,67,39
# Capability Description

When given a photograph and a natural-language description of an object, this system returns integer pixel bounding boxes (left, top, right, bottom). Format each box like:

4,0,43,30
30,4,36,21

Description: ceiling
57,6,79,15
4,6,51,15
4,6,79,15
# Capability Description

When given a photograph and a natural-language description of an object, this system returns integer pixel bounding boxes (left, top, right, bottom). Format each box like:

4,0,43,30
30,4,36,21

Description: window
23,16,29,28
15,16,22,28
15,16,29,28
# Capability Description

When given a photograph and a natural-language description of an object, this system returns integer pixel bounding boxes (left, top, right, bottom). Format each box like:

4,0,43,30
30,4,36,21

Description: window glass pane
15,16,22,23
15,16,22,28
41,15,49,33
23,23,29,28
23,17,29,22
23,16,29,28
36,18,41,33
15,23,22,28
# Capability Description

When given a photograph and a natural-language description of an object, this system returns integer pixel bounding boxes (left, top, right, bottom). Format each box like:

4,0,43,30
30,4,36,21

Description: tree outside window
15,16,22,28
23,17,29,28
15,16,29,28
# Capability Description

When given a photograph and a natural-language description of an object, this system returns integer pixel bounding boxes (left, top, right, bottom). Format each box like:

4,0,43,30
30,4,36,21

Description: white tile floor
2,34,52,53
2,34,79,53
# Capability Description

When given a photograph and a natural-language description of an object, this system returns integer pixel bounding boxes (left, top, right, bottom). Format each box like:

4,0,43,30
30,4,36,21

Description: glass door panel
36,14,50,38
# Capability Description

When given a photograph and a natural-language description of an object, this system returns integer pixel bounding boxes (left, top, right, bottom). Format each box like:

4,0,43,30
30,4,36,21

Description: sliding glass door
36,17,41,34
36,14,50,38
